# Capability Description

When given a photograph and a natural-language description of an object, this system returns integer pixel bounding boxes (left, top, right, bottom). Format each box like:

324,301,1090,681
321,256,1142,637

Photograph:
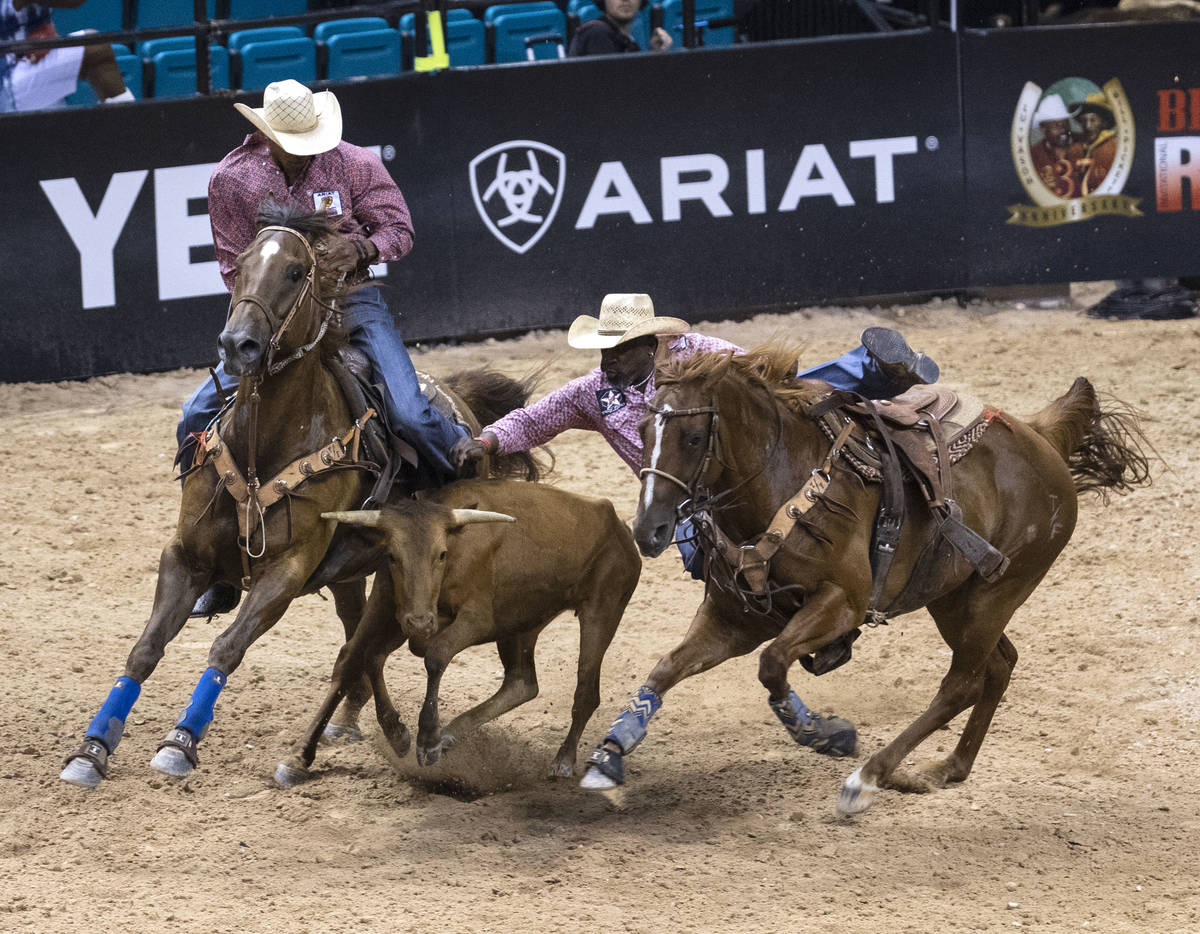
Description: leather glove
452,435,492,473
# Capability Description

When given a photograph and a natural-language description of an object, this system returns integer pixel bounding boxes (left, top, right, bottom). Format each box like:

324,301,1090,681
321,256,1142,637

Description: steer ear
448,508,516,528
321,510,383,527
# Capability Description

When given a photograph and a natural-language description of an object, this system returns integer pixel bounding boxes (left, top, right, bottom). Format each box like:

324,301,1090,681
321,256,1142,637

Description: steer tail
1028,377,1153,501
444,365,555,481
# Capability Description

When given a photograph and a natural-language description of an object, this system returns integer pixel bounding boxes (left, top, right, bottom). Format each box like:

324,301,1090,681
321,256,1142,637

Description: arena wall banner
1,31,962,383
960,20,1200,285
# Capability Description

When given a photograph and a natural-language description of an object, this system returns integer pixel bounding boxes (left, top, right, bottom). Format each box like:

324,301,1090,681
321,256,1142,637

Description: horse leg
61,540,210,788
437,630,541,762
325,577,372,744
756,580,861,758
836,583,1031,817
149,569,302,778
580,596,761,790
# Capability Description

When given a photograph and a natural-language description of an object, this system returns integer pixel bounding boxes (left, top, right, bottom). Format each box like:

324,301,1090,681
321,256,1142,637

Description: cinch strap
175,667,228,740
85,676,142,752
604,685,662,755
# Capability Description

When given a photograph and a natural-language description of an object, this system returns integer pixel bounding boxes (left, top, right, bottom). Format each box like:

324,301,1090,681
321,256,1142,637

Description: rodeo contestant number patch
597,387,627,415
313,190,343,216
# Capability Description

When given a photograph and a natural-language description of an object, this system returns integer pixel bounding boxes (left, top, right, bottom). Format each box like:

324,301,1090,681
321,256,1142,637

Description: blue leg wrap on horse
605,685,663,754
85,676,141,751
769,688,814,740
176,668,228,740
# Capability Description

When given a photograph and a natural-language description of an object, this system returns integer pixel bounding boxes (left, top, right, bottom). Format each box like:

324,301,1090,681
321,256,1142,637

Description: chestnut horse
60,203,540,788
580,343,1149,815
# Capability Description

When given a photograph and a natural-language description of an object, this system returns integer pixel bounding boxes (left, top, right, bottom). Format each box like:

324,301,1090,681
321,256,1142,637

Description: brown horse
60,202,540,789
580,343,1150,815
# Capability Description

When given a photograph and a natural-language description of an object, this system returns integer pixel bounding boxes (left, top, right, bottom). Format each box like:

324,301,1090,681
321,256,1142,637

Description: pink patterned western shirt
207,132,414,291
485,332,743,474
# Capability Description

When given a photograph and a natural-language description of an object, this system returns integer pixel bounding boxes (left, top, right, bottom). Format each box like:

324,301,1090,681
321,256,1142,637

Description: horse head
220,198,342,379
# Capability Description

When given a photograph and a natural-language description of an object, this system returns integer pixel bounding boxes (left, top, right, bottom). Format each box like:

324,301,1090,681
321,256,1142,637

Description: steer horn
449,509,516,527
321,510,382,527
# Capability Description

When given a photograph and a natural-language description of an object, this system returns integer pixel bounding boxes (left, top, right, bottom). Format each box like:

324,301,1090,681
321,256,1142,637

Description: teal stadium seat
137,35,196,57
236,36,316,90
65,45,142,106
325,28,401,80
227,0,309,19
150,45,230,97
661,0,735,46
51,0,124,34
314,17,391,42
228,27,305,52
483,2,560,24
135,0,217,29
490,9,566,62
401,11,485,68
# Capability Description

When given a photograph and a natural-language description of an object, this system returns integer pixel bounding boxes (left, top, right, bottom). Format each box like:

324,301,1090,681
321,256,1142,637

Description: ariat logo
1008,77,1140,227
469,140,565,254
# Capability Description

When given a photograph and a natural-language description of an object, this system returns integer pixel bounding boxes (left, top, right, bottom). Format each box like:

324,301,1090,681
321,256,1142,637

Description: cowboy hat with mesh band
233,79,343,156
567,294,690,349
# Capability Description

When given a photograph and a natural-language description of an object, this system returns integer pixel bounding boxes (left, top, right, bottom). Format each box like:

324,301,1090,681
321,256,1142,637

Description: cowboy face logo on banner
469,140,566,254
1009,78,1140,227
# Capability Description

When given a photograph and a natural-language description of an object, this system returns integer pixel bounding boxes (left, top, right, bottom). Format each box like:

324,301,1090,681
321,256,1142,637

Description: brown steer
276,479,642,784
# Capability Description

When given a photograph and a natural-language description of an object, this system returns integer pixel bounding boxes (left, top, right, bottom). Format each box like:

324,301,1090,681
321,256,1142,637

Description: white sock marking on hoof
579,766,616,790
836,766,880,817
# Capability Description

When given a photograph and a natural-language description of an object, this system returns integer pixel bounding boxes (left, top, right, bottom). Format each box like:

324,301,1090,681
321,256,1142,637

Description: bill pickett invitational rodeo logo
1009,77,1140,227
469,140,565,254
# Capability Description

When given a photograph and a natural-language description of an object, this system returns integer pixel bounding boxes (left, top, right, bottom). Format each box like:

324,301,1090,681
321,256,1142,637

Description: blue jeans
799,345,912,400
0,75,15,114
178,286,466,482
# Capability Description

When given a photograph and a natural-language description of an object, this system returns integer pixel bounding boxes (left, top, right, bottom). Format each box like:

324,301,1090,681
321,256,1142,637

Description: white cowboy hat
567,294,690,350
233,79,342,156
1033,93,1071,125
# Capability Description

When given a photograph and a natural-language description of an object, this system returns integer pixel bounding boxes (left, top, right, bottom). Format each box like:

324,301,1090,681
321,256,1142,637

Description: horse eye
438,550,447,562
286,264,303,282
687,433,702,447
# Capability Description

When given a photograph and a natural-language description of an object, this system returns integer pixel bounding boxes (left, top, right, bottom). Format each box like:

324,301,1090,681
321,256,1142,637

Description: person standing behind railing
0,1,132,113
568,0,672,55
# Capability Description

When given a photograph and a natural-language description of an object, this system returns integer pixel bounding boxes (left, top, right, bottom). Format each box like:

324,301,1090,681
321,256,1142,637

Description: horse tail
1028,376,1153,500
443,367,554,481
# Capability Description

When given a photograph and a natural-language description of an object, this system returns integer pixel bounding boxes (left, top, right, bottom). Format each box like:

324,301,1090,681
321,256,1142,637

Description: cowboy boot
861,327,940,387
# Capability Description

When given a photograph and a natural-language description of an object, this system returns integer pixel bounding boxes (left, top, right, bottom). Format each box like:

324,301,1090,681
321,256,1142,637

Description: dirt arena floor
1,286,1197,933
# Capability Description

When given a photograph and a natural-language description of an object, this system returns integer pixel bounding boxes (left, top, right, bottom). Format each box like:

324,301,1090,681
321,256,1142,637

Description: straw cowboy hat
233,79,342,156
567,294,690,349
1033,93,1071,125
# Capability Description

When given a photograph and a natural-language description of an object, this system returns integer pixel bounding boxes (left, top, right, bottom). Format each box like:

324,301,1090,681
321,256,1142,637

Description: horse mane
255,194,337,237
657,340,828,416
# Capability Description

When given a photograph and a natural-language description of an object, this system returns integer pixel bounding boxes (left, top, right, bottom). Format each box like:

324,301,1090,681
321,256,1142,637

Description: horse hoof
579,766,617,790
321,723,363,745
548,759,574,779
59,757,104,789
416,744,441,767
836,767,879,817
273,761,311,788
149,746,194,777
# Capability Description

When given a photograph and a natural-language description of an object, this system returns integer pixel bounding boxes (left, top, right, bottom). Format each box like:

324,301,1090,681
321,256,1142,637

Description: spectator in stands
182,78,468,617
1070,91,1117,196
0,1,132,113
568,0,672,55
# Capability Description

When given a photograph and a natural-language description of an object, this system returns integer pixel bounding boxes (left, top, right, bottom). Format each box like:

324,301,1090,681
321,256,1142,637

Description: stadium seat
314,17,391,42
137,36,198,58
236,36,316,90
149,45,230,97
325,28,401,80
228,26,305,52
401,13,485,67
661,0,735,46
135,0,217,29
65,45,142,106
51,0,124,35
490,8,566,62
227,0,309,19
483,2,560,24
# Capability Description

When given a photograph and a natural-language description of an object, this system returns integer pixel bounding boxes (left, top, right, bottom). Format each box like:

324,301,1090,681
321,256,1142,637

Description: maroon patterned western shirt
207,131,414,292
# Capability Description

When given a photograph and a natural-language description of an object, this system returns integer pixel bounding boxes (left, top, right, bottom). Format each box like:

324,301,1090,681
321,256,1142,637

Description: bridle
230,225,340,377
638,399,720,504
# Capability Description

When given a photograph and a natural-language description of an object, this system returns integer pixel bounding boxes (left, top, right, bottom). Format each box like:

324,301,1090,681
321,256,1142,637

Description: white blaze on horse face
643,403,672,510
259,240,281,262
